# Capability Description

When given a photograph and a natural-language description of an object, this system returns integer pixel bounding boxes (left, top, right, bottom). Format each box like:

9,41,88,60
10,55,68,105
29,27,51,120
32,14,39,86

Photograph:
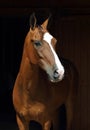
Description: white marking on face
43,32,65,81
43,32,53,44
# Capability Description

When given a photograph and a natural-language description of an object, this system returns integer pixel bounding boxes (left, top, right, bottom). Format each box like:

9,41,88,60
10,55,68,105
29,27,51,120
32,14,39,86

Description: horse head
28,13,64,82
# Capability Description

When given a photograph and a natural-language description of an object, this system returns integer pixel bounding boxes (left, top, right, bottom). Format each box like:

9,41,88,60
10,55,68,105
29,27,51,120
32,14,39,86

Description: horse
13,13,78,130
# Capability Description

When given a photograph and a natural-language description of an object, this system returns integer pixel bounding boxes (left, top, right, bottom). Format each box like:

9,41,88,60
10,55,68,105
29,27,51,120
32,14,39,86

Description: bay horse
13,13,78,130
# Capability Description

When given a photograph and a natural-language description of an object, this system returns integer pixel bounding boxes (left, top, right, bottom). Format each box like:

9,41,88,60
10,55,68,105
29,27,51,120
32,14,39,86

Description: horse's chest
28,102,50,122
29,102,45,115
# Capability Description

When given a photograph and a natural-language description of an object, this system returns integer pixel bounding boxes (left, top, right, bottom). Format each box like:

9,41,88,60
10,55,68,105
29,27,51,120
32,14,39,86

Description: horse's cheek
29,46,39,64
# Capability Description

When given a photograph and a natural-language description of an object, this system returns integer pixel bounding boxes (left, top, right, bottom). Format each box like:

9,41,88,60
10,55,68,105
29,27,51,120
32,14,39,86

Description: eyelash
34,41,42,47
31,39,42,47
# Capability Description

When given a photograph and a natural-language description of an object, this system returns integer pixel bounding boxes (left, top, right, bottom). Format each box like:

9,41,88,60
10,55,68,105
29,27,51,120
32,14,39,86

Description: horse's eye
34,41,42,47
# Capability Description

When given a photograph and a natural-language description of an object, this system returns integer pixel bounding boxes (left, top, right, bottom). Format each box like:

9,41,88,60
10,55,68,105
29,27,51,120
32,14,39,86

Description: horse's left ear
41,14,52,29
41,18,49,29
30,13,37,30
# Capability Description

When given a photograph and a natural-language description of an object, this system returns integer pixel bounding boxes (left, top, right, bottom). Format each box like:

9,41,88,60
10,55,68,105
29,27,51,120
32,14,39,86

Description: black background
0,4,90,130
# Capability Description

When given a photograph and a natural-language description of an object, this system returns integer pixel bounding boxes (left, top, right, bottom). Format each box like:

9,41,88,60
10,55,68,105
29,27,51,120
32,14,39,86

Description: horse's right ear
30,13,37,30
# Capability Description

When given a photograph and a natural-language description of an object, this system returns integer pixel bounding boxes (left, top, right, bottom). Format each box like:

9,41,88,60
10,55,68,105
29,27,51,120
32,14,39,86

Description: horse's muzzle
48,68,64,83
53,69,60,80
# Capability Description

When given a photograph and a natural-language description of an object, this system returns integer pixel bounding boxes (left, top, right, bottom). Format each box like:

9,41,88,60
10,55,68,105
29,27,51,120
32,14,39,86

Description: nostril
53,69,60,79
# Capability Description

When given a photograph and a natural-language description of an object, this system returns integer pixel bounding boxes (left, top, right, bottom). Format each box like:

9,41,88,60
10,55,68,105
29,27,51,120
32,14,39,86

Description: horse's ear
41,14,52,29
30,13,37,30
41,18,49,29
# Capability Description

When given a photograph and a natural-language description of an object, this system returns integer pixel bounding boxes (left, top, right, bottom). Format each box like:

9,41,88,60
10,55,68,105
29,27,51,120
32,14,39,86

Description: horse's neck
19,33,49,96
19,49,38,91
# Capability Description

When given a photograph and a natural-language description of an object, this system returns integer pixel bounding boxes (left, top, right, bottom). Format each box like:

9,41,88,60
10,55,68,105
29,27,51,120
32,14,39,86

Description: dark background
0,14,29,130
0,4,90,130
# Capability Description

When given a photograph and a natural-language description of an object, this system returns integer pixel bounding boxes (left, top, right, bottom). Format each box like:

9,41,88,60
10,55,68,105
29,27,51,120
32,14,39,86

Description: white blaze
43,32,64,78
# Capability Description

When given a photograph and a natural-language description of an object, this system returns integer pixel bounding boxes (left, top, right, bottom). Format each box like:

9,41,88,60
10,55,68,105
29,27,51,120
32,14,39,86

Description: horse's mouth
48,74,64,83
50,79,61,83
